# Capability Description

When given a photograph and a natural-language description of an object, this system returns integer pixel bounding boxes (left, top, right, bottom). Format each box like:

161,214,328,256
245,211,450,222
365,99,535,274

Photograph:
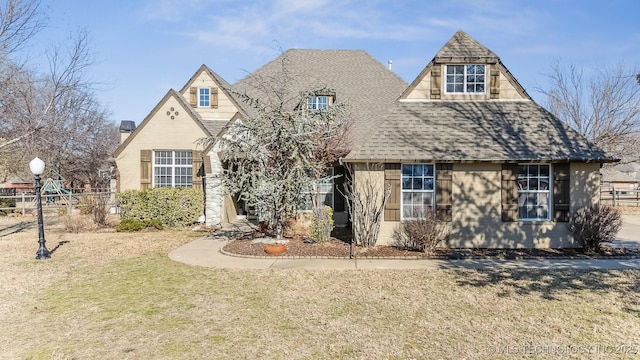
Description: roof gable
113,89,210,157
400,30,530,101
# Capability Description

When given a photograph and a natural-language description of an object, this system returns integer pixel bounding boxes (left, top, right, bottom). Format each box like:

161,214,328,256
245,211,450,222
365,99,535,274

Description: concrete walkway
168,219,640,271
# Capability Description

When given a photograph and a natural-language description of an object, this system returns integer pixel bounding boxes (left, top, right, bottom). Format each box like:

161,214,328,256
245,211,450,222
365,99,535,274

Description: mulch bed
221,227,640,259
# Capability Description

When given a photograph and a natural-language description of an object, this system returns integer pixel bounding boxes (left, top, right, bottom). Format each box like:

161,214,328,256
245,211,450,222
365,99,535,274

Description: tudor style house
113,30,616,248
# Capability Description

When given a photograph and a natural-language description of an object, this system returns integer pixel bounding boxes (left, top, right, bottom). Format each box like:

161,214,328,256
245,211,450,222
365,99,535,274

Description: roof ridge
435,30,499,61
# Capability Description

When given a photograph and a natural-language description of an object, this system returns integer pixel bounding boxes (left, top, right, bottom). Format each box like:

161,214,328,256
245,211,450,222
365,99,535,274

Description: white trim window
153,151,193,188
517,164,551,220
307,96,328,110
198,87,210,107
401,164,435,219
445,64,485,94
300,168,334,210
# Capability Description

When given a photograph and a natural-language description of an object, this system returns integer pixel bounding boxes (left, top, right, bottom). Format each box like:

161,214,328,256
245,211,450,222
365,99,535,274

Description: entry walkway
169,219,640,270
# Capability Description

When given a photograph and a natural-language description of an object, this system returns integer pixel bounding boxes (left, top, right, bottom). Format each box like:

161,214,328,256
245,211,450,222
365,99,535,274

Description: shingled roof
435,29,499,62
345,101,615,162
231,49,408,144
346,31,615,163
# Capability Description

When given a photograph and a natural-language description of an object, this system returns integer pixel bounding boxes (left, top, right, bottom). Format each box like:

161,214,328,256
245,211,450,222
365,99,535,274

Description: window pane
423,192,433,206
424,165,434,176
413,164,423,176
540,165,549,176
454,84,464,92
402,177,412,190
402,165,413,176
412,192,423,205
423,178,434,190
412,178,422,190
446,83,455,92
402,192,412,204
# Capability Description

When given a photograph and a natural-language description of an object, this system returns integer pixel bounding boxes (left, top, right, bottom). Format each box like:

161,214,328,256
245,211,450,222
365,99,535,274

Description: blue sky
20,0,640,124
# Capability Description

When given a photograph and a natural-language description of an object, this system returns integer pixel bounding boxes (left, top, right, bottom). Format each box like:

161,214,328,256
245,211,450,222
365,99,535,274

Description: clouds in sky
30,0,639,122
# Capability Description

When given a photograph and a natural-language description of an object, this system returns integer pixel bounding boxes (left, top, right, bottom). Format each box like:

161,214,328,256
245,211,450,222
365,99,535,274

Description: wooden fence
601,182,640,207
0,189,116,216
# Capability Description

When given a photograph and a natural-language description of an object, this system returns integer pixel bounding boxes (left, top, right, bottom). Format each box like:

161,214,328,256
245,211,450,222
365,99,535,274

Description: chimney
119,120,136,143
388,60,393,71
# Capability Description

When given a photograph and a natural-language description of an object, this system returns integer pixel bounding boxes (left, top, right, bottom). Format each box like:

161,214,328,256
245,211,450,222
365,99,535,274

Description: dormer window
307,96,328,110
445,65,485,94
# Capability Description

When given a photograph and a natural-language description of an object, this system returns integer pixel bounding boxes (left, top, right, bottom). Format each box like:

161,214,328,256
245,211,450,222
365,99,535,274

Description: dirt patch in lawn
222,226,640,259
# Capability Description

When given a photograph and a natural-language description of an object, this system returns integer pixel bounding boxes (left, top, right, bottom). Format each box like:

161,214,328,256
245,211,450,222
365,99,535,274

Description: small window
517,164,551,220
307,96,328,110
198,88,210,107
445,65,485,94
401,164,435,219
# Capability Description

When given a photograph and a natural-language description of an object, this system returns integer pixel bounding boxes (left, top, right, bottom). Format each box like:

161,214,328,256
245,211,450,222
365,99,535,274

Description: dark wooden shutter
384,163,401,221
189,87,197,107
435,163,453,222
501,163,519,222
140,150,152,189
333,166,345,212
192,151,203,190
430,66,441,99
490,67,500,99
553,163,570,222
211,87,219,109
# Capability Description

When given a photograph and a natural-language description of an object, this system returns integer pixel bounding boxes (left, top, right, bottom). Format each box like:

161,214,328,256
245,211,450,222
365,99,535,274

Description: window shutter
384,163,401,221
435,163,453,222
430,66,441,99
501,163,519,222
333,166,345,212
490,67,500,99
189,87,197,107
140,150,152,189
553,163,570,222
192,151,203,189
210,87,218,109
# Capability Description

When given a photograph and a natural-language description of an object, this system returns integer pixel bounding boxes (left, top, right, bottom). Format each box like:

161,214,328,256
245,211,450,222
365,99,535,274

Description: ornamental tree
216,88,350,239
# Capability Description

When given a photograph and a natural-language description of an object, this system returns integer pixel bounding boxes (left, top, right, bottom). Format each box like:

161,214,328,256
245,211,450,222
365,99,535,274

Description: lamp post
30,157,50,260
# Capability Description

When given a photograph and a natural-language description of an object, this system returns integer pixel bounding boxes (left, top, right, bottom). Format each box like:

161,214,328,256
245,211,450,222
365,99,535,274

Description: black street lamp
30,157,50,260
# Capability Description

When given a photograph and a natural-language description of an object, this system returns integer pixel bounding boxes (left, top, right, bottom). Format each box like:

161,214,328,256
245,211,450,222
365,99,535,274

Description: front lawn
0,217,638,359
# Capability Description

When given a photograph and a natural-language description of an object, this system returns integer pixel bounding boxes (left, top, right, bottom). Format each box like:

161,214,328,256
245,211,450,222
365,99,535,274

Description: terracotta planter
264,243,287,255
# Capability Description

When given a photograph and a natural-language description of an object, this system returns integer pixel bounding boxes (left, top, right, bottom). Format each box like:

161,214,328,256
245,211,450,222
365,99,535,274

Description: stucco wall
353,162,602,248
115,96,209,191
181,71,238,121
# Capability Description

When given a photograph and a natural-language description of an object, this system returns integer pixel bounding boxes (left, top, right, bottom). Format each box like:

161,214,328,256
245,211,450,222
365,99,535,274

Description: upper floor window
401,164,435,219
517,164,550,221
153,150,193,188
307,96,328,110
198,87,210,107
445,65,485,94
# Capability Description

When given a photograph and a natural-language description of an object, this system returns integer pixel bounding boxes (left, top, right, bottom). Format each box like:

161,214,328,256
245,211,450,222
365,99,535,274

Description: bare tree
540,61,640,162
342,163,390,248
0,0,44,57
0,2,117,186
